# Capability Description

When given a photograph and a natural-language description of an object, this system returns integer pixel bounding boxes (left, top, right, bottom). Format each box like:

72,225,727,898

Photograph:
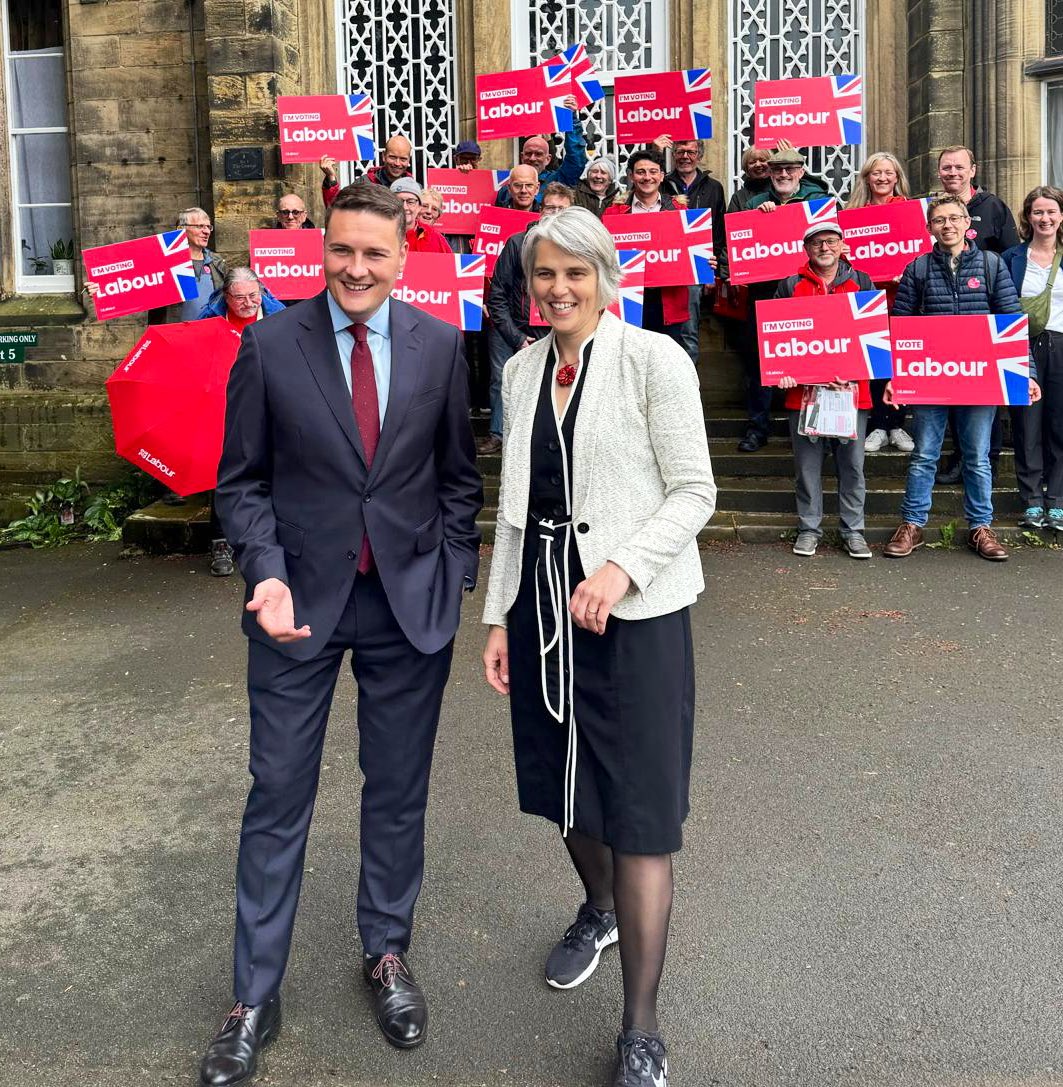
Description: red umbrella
106,318,244,496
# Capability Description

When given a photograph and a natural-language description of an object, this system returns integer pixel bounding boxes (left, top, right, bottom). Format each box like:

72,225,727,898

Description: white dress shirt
327,290,392,423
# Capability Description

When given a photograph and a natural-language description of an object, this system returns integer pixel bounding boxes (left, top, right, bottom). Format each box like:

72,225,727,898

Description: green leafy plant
28,255,50,274
49,238,75,261
927,520,958,549
1,468,161,548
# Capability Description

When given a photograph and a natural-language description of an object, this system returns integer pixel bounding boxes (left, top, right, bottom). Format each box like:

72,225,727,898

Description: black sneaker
210,539,235,577
545,902,618,989
613,1027,668,1086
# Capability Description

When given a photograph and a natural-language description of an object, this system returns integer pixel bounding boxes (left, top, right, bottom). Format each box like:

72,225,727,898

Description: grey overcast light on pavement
1,542,1061,1087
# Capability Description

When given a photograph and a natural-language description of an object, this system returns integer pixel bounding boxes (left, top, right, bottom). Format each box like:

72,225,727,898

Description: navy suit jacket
215,291,483,660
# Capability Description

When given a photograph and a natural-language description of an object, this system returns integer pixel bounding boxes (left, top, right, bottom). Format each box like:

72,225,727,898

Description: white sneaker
864,428,888,453
889,427,915,452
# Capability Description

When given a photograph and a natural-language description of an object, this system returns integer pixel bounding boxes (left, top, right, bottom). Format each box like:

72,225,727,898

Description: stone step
121,496,212,554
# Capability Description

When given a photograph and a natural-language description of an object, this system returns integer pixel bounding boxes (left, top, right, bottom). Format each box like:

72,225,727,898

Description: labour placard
604,209,715,288
83,231,198,321
424,168,511,235
725,198,839,285
753,75,862,149
756,290,892,385
248,229,324,300
612,69,713,145
838,199,932,282
889,315,1031,406
544,43,604,109
391,252,487,331
475,65,574,142
471,205,540,276
277,94,375,164
530,249,646,328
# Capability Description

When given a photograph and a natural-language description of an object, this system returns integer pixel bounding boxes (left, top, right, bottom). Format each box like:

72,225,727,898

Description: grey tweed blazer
482,310,716,628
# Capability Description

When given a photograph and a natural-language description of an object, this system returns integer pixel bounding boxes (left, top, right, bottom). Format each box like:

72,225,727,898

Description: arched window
337,0,457,179
728,0,865,198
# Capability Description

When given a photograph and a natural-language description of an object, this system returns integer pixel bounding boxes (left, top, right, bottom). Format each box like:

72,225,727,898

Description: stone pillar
969,0,1045,214
461,0,510,168
906,0,967,195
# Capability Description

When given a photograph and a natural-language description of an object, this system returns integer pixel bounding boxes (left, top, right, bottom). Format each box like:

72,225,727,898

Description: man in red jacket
773,222,876,559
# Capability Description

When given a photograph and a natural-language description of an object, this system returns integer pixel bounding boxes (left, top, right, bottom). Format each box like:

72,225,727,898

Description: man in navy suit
200,183,482,1087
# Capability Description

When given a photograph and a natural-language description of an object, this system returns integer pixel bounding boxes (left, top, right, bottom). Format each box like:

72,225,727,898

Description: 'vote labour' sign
756,290,892,386
424,168,511,235
471,205,540,276
753,75,862,149
604,209,715,288
531,249,646,328
277,94,375,164
83,231,198,321
725,198,839,285
889,315,1031,406
544,43,604,110
612,69,713,145
392,252,487,332
249,229,324,300
475,65,573,142
838,199,932,282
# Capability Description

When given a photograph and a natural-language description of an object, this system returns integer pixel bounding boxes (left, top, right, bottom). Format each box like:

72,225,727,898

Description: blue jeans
487,327,512,439
900,405,996,528
676,285,701,365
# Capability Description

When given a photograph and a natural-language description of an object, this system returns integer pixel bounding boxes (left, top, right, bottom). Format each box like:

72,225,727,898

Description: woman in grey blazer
481,207,716,1087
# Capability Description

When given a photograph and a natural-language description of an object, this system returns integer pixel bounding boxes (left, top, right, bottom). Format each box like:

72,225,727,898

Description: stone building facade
0,0,1060,491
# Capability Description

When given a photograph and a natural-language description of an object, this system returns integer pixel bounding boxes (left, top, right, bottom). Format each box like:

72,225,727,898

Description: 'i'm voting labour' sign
612,69,713,145
277,94,375,163
83,231,198,321
753,75,862,148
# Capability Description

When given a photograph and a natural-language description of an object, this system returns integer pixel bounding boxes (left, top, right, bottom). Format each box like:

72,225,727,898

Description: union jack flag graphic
802,198,840,228
680,209,715,285
849,290,893,379
492,170,511,192
989,314,1032,404
457,254,486,331
548,43,604,107
831,75,862,145
543,62,576,133
159,230,198,302
614,250,645,327
683,68,713,139
345,93,375,160
680,207,714,235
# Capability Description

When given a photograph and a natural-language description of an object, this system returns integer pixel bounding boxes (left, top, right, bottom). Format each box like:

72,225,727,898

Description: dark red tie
350,323,379,573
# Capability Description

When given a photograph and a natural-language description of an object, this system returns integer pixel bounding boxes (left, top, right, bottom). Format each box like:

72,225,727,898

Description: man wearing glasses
882,196,1041,562
273,193,317,230
734,147,831,453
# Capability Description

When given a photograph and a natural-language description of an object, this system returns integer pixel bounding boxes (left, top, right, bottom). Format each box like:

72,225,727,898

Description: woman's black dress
506,342,696,855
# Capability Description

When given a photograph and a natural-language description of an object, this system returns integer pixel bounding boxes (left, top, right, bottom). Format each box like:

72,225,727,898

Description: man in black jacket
882,195,1040,563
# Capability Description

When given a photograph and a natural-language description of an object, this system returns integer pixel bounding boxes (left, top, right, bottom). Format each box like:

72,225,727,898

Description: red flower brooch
556,364,577,386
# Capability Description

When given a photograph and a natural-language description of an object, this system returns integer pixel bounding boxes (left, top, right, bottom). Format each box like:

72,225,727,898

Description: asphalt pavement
1,540,1062,1087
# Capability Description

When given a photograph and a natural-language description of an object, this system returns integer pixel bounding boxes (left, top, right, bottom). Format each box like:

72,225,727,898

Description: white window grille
512,0,669,171
335,0,457,181
728,0,865,198
2,0,74,294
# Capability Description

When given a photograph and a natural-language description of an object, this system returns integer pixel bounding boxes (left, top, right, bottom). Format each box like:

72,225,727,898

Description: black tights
563,829,674,1033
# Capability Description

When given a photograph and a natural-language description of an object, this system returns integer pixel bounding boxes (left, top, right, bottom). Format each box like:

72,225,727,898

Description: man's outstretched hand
246,578,311,643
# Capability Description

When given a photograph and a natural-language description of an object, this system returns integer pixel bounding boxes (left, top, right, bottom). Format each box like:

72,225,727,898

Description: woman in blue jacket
1002,186,1063,532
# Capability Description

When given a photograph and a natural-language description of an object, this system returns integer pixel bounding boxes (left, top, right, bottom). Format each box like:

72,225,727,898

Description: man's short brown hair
541,182,575,203
925,194,970,223
324,182,406,244
937,145,976,166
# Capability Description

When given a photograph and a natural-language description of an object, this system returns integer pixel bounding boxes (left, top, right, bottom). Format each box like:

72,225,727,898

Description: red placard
475,65,574,142
249,229,324,300
472,205,540,276
604,209,715,288
277,94,374,164
391,252,487,332
725,198,839,285
612,69,713,145
83,230,198,321
424,168,511,235
756,290,893,385
753,75,862,149
889,315,1031,406
837,199,932,283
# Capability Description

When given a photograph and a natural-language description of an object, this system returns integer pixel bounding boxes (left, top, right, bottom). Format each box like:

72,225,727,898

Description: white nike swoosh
594,929,615,950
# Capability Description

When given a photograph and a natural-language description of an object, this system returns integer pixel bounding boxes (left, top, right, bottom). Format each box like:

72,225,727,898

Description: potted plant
29,255,50,275
49,239,75,276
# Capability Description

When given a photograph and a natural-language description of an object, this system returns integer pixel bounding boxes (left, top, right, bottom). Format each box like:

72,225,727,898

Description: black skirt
505,343,696,855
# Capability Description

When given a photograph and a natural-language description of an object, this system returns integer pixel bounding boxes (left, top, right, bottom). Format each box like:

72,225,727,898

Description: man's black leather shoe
936,455,963,485
737,431,767,452
199,996,280,1086
364,952,427,1049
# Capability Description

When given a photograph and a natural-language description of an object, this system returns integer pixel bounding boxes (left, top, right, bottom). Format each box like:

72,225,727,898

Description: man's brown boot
968,525,1008,561
883,522,924,558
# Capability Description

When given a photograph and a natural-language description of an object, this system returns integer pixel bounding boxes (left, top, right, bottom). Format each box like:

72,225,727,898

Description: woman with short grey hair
574,155,620,217
483,206,716,1087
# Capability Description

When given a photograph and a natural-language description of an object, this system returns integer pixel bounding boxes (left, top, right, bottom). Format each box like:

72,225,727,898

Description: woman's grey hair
521,206,621,310
222,266,262,292
585,156,617,180
177,207,210,226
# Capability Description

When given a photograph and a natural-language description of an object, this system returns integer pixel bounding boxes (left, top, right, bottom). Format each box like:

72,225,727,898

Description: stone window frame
0,0,75,297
